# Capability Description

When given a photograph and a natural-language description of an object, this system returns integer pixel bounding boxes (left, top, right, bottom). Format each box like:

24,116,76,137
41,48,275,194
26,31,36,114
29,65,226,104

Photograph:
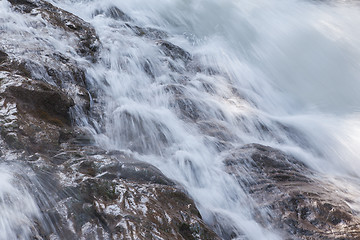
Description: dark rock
7,0,35,6
45,62,87,87
179,223,196,240
0,50,8,63
0,73,76,153
8,0,37,13
8,0,100,62
108,110,173,154
125,23,168,40
157,40,192,62
225,144,360,239
0,59,40,80
7,81,74,125
225,144,309,183
164,84,186,95
106,6,132,22
142,59,155,79
30,146,221,240
173,96,201,121
67,127,95,146
93,6,132,22
79,161,97,177
100,161,175,185
1,0,102,150
198,120,235,142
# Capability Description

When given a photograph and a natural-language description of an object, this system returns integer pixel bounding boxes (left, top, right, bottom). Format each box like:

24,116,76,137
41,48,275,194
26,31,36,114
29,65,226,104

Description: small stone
0,50,8,63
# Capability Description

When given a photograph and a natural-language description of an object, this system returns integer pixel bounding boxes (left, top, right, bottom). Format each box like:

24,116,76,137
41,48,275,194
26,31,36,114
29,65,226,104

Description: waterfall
2,0,360,238
50,0,360,238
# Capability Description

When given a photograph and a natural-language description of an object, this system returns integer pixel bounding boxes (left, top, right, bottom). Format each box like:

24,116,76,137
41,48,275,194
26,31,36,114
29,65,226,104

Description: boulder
22,146,220,240
157,40,192,63
8,0,100,62
225,144,360,239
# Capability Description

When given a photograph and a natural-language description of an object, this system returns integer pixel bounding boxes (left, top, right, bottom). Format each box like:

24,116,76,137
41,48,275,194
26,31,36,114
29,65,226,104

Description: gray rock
22,146,220,240
126,24,169,40
225,144,360,239
157,40,192,62
8,0,100,62
93,6,132,22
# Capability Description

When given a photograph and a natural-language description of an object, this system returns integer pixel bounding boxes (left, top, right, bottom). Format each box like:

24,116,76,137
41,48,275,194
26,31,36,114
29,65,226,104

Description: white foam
45,0,360,238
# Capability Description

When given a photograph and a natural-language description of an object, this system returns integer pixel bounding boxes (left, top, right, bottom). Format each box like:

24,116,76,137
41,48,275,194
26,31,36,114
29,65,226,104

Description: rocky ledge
0,0,219,239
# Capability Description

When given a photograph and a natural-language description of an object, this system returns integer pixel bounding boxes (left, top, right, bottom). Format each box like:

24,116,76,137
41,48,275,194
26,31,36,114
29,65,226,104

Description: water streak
0,163,41,240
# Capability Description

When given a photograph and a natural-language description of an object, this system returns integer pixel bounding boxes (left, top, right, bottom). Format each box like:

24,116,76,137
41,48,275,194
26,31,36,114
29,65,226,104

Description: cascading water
47,0,360,238
2,0,360,238
0,162,42,240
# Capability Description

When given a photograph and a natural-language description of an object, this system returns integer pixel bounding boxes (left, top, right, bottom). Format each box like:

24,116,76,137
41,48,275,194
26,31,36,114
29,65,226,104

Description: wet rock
0,50,8,63
142,59,156,79
225,144,309,183
8,0,100,62
7,80,74,125
0,15,92,88
198,120,236,142
174,96,201,121
26,146,220,240
66,127,95,146
66,84,92,113
107,6,132,21
0,9,218,239
1,1,218,239
93,6,132,22
107,110,174,154
225,144,360,239
164,84,186,95
2,0,101,130
8,0,37,13
0,101,219,238
0,59,41,81
126,23,169,40
71,178,219,240
99,161,176,185
0,72,74,153
157,40,192,62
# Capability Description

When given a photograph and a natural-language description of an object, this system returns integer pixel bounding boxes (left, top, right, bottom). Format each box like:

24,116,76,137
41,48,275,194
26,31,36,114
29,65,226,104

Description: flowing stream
3,0,360,239
52,0,360,238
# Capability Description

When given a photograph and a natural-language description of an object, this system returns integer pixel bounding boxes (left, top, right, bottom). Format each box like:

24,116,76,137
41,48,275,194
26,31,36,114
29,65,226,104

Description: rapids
2,0,360,239
51,0,360,238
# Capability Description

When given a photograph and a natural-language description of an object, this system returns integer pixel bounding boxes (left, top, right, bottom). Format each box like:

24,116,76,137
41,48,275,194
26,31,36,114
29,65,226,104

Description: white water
48,0,360,238
0,2,78,238
0,163,41,240
3,0,360,238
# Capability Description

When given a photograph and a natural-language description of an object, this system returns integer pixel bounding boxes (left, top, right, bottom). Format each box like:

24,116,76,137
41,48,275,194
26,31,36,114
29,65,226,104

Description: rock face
0,1,219,239
0,72,74,153
8,0,99,62
225,144,360,239
30,146,219,240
